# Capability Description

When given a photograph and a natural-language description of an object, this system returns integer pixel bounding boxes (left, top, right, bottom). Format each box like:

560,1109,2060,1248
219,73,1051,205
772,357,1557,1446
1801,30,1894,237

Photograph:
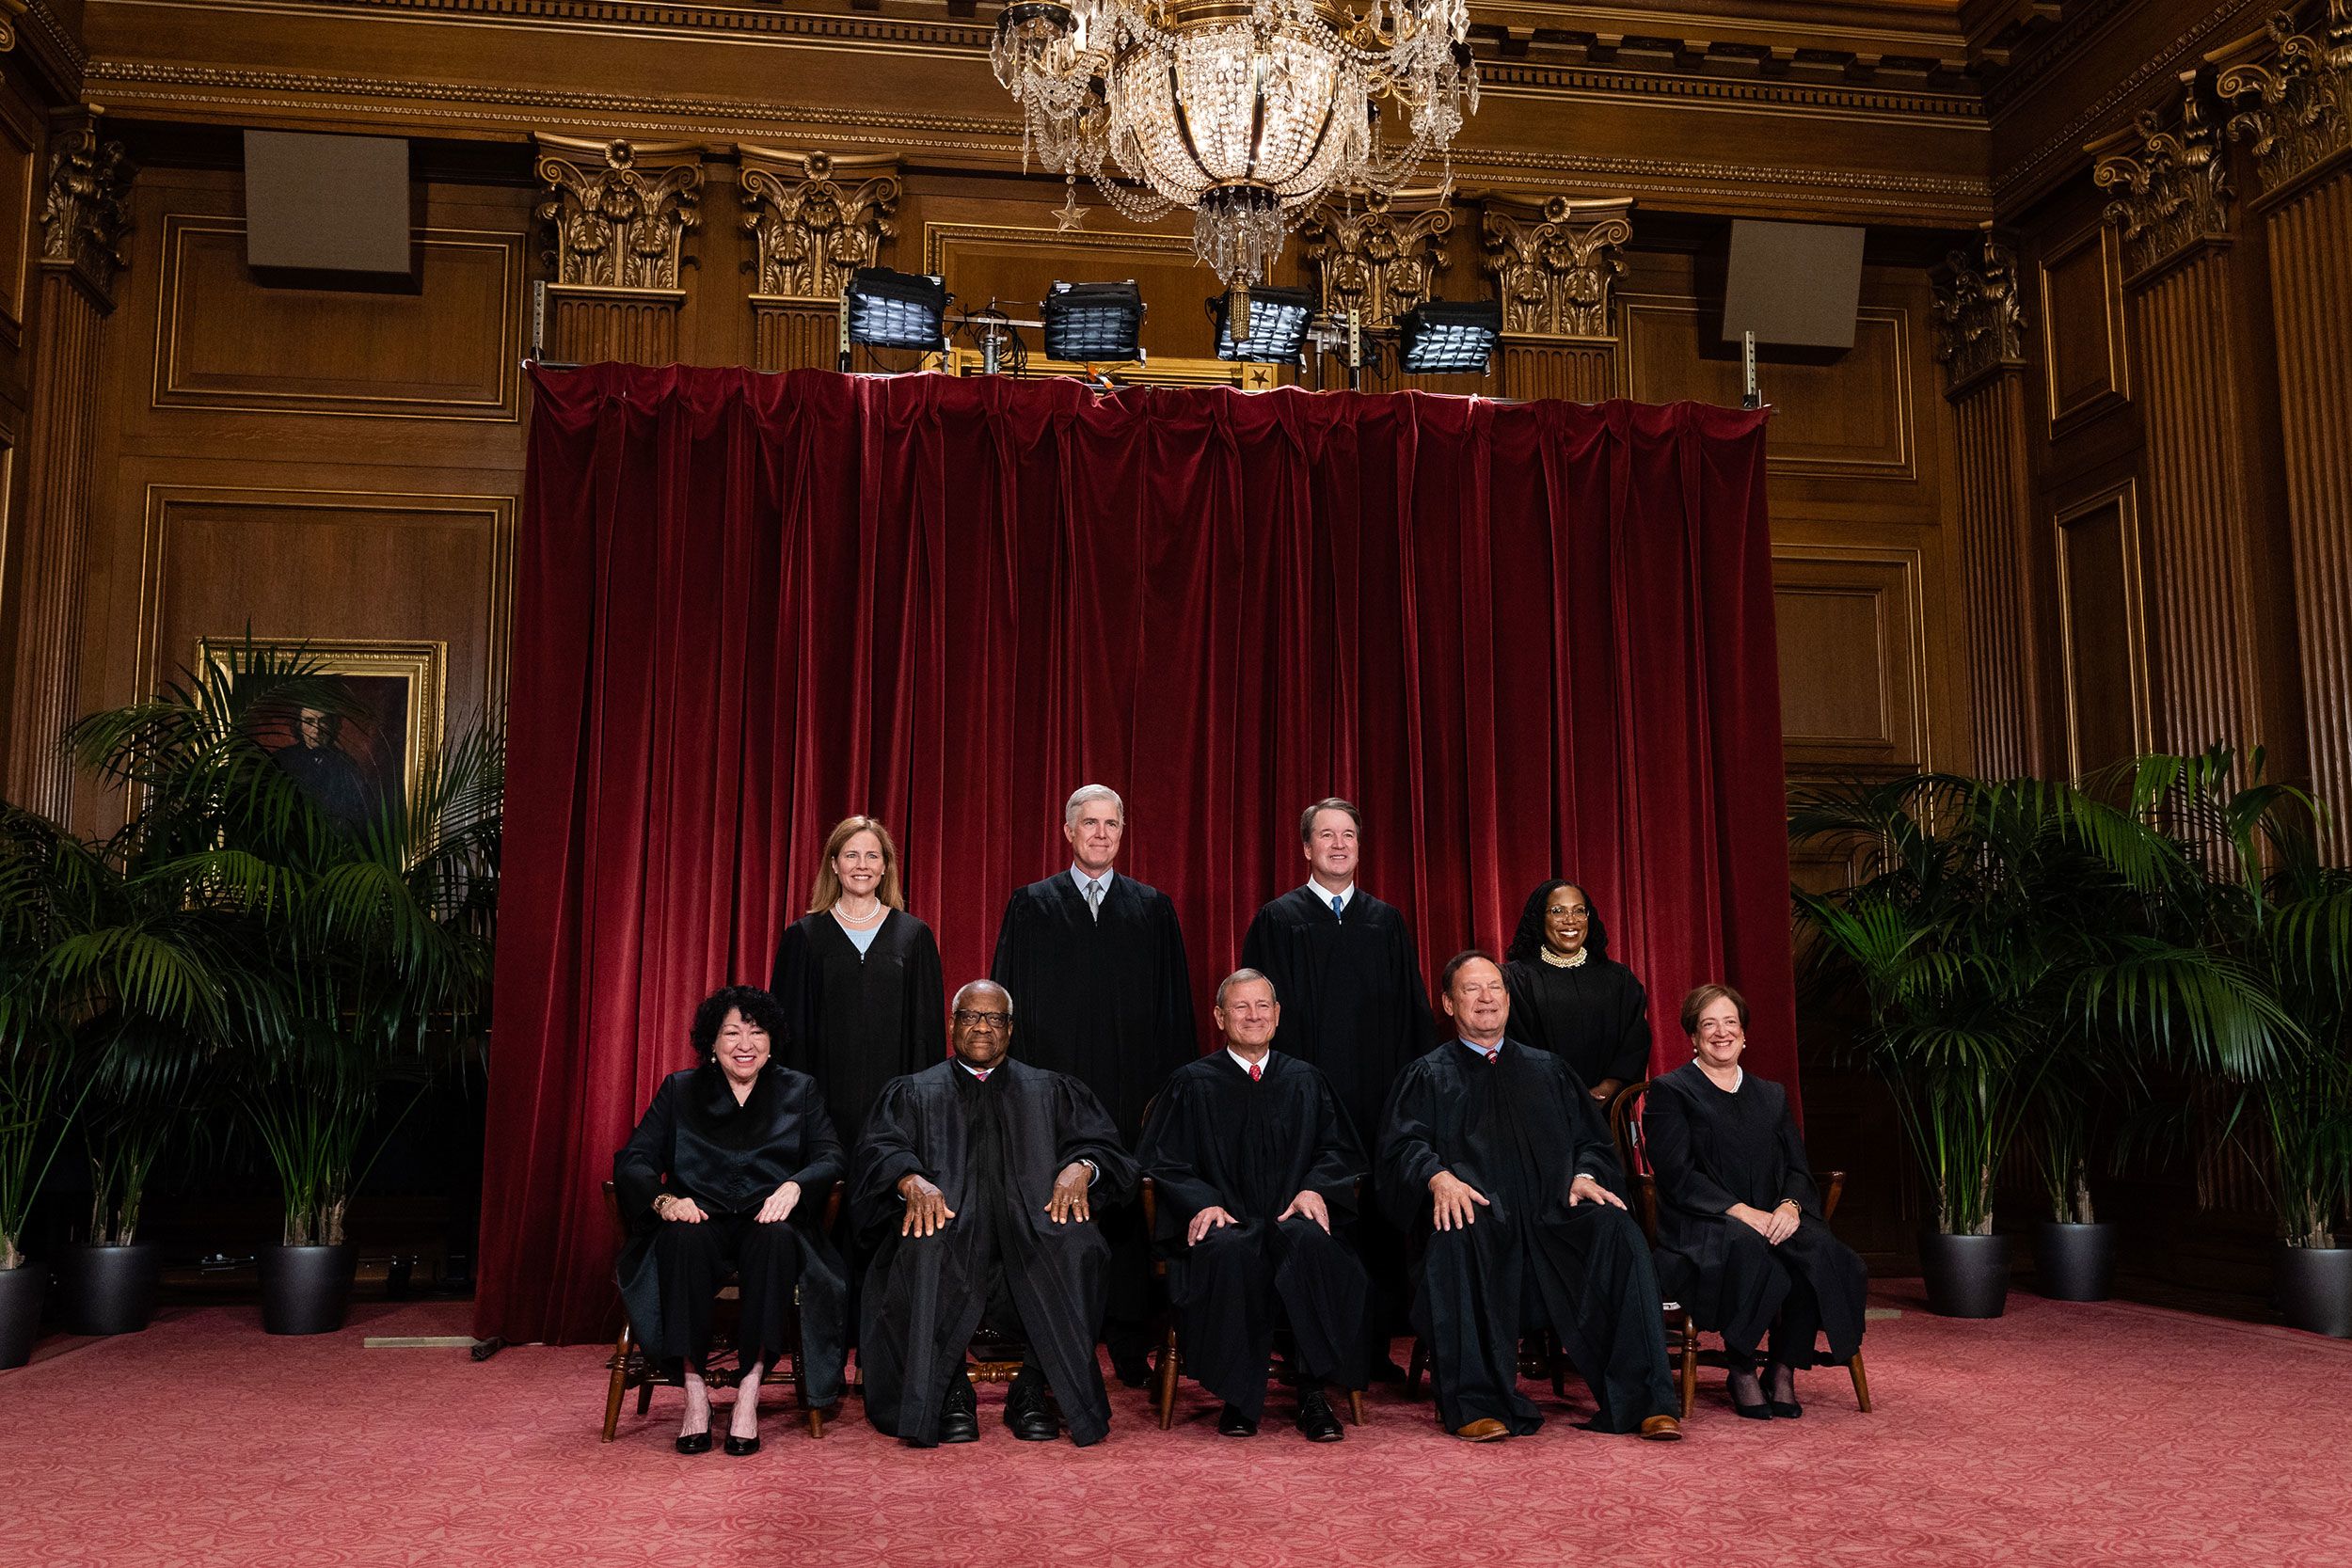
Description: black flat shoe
1216,1402,1260,1438
1111,1354,1152,1389
1295,1388,1344,1443
723,1433,761,1456
1766,1364,1803,1419
675,1431,713,1454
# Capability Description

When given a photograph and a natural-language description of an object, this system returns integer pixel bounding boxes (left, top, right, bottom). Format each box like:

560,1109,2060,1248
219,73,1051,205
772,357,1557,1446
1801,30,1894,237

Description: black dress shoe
1727,1368,1772,1421
1216,1402,1260,1438
938,1376,980,1445
1766,1364,1803,1419
1005,1371,1060,1441
675,1430,713,1454
1295,1388,1344,1443
1368,1356,1409,1385
1112,1354,1153,1389
723,1433,760,1457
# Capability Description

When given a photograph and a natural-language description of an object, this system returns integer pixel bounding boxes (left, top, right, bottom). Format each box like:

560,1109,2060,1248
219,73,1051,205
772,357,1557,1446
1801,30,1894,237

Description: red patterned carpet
7,1283,2350,1567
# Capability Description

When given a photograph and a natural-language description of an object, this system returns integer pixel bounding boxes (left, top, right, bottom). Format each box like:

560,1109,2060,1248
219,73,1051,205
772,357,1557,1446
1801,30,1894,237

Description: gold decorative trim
1931,228,2027,394
2092,77,2235,285
941,346,1269,390
533,134,705,291
739,148,899,303
2036,217,2133,436
40,117,134,309
196,635,448,814
2218,1,2352,205
151,214,525,422
1298,190,1454,333
1480,194,1633,340
2052,479,2152,782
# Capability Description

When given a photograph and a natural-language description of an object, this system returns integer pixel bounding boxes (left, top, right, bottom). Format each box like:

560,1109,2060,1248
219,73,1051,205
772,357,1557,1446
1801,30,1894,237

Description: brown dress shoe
1452,1418,1511,1442
1638,1415,1683,1442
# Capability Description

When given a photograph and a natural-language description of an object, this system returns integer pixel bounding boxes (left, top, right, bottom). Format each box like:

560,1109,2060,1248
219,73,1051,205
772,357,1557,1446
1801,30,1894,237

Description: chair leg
636,1383,653,1416
1347,1390,1366,1427
1406,1338,1427,1400
1155,1326,1181,1432
1677,1312,1697,1421
1848,1351,1872,1414
601,1323,634,1442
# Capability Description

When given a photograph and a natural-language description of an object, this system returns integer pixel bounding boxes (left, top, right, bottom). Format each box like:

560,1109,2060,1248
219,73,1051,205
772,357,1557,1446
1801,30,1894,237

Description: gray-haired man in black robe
1378,950,1683,1443
1136,968,1368,1441
850,979,1137,1448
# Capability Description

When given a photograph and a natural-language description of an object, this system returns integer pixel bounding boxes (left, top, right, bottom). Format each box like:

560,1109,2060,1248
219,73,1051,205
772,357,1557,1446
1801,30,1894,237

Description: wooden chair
1609,1079,1871,1418
1140,1173,1368,1432
597,1180,843,1442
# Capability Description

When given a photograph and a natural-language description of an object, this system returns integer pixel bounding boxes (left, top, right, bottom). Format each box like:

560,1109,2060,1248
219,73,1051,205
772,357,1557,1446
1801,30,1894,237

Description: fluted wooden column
2223,2,2352,852
739,147,900,373
2092,81,2268,758
5,119,132,819
1931,231,2043,778
1480,196,1633,403
533,135,705,365
1299,189,1454,393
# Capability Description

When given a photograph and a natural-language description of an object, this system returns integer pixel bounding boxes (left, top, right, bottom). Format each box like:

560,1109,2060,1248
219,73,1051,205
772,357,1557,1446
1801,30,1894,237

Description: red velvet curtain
475,365,1797,1345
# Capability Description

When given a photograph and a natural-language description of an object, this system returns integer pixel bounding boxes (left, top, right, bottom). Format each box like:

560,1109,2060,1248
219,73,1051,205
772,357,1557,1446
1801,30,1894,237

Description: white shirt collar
1228,1047,1272,1076
1308,880,1355,912
1456,1036,1504,1060
1069,865,1117,898
957,1057,997,1080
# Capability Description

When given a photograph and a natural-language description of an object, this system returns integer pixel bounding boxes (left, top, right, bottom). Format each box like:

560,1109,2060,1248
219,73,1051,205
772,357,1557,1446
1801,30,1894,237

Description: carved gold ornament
533,135,705,292
1479,195,1632,339
739,148,901,301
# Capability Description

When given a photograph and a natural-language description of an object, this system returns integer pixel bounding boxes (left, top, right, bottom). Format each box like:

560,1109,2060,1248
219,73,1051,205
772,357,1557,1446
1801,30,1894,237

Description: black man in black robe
850,979,1138,1448
1136,968,1368,1441
1378,951,1683,1443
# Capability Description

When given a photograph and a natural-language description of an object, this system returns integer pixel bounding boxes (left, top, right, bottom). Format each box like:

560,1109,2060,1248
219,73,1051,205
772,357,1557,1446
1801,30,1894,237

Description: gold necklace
1538,945,1589,969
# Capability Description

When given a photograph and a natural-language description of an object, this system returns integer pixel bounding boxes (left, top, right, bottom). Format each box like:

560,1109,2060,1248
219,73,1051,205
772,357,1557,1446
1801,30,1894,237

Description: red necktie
973,1069,990,1082
1249,1062,1262,1082
1483,1048,1499,1065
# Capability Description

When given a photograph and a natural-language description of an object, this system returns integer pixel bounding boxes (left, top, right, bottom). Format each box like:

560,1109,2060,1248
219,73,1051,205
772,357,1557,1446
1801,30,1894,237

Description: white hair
952,978,1012,1017
1063,784,1125,828
1215,968,1276,1009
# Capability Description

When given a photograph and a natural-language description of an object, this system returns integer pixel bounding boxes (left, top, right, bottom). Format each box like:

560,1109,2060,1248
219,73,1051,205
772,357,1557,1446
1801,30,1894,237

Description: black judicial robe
1644,1062,1867,1367
850,1057,1139,1446
1136,1052,1370,1420
1239,887,1435,1139
612,1064,850,1402
771,909,947,1145
1377,1039,1677,1434
990,872,1195,1138
1501,955,1653,1092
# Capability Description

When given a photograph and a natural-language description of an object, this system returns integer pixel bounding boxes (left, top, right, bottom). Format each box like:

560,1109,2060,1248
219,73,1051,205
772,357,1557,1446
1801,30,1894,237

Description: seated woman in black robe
1500,880,1653,1102
1644,982,1867,1420
613,985,849,1455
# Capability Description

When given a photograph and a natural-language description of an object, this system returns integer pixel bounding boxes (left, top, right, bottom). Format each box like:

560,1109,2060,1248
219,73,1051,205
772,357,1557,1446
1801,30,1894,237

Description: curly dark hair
690,985,790,1059
1503,879,1613,966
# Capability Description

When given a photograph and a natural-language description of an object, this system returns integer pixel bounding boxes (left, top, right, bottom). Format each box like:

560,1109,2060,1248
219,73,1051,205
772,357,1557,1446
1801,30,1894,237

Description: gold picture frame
198,636,448,818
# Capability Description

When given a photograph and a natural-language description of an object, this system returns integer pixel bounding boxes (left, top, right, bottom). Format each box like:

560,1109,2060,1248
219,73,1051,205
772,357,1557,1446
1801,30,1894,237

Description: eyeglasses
952,1008,1011,1030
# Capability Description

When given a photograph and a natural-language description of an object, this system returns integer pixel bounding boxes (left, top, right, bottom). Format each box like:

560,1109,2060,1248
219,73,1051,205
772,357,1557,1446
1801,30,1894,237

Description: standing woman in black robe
1501,879,1652,1102
1645,982,1867,1420
613,986,849,1455
771,815,946,1146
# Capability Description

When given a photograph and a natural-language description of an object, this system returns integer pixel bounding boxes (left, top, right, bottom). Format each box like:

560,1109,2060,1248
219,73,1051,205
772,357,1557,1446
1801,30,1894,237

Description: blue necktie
1330,895,1343,919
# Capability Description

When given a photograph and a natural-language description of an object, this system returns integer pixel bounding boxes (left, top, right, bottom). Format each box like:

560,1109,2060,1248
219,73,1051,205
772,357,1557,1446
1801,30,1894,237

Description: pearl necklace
1538,945,1590,970
833,898,885,928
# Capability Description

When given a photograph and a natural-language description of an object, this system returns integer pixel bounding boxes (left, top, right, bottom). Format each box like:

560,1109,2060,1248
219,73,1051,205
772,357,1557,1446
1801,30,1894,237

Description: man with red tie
1136,969,1369,1440
1376,951,1683,1443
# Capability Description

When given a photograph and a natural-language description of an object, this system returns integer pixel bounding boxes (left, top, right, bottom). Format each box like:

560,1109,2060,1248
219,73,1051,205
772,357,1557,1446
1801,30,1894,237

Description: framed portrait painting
198,637,448,825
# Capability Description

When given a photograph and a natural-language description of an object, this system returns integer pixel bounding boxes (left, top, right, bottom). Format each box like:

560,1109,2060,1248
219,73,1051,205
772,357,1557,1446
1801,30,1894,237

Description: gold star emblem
1054,189,1087,231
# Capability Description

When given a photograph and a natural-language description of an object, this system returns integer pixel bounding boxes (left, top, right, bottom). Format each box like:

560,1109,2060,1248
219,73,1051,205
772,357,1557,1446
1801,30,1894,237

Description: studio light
844,266,948,354
1213,285,1312,364
1041,280,1146,362
1396,299,1501,375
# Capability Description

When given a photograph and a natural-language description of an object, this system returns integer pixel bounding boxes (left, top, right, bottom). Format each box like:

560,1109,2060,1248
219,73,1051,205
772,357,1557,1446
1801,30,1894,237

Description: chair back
1604,1080,1661,1243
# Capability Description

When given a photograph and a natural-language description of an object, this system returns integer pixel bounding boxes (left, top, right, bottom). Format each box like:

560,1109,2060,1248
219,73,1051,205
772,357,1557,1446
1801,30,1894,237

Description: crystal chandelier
992,0,1478,308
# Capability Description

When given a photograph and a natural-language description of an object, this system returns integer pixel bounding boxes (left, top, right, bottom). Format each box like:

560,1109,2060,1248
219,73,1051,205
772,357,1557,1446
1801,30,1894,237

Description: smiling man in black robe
1136,968,1368,1441
850,979,1138,1448
1241,796,1433,1379
991,783,1194,1384
1378,951,1683,1442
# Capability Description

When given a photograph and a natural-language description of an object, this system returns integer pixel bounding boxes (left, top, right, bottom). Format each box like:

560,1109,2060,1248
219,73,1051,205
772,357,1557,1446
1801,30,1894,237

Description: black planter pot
2032,1221,2117,1303
0,1261,52,1369
2277,1244,2352,1338
56,1243,163,1336
1919,1230,2011,1318
259,1243,357,1336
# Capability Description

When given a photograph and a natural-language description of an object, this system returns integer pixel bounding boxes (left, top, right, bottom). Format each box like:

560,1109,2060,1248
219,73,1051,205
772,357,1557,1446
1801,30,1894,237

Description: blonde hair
807,816,905,913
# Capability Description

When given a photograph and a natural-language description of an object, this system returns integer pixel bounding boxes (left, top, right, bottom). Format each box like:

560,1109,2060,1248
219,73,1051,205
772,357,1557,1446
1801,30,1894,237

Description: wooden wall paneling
0,82,40,351
2223,8,2352,846
5,115,129,820
2053,480,2153,777
2036,217,2132,434
152,215,524,420
1772,541,1934,779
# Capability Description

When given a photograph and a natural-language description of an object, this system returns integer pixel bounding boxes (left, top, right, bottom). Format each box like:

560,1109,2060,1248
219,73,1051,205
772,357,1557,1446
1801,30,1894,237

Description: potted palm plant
2027,1074,2123,1300
1792,770,2289,1317
69,643,501,1336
